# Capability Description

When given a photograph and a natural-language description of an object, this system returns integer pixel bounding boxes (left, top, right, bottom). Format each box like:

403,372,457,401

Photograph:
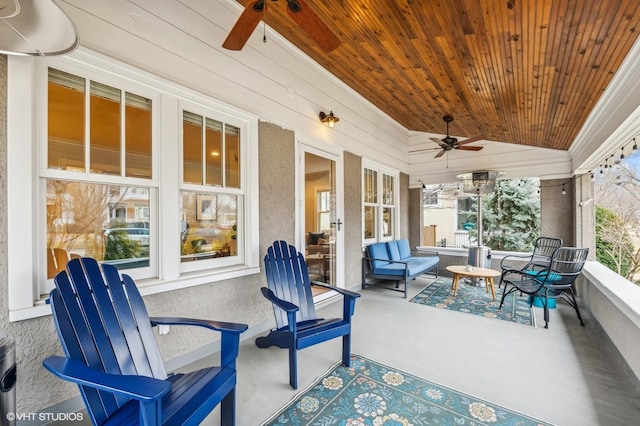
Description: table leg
487,277,496,301
452,273,460,296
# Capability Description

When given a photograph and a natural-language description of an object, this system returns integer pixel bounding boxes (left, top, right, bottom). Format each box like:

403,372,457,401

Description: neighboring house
422,183,477,248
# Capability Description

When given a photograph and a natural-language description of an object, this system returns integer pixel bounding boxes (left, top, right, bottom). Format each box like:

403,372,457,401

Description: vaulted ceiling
229,0,640,152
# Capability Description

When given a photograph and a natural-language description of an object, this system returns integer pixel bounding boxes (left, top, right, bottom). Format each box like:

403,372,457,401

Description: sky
626,150,640,170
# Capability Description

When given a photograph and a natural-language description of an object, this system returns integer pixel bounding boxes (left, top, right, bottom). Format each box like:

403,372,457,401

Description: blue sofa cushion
396,239,412,259
368,242,390,268
387,240,401,261
371,256,438,277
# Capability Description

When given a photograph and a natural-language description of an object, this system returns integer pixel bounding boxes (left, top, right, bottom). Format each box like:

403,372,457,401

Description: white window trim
362,159,399,246
7,49,260,322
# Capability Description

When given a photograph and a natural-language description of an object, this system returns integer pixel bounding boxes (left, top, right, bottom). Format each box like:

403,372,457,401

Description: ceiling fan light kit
223,0,340,52
319,111,339,128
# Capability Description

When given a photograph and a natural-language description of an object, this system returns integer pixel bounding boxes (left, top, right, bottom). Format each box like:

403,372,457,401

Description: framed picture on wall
196,194,216,220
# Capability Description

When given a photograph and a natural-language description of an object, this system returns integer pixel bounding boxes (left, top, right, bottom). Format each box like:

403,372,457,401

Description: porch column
540,177,575,246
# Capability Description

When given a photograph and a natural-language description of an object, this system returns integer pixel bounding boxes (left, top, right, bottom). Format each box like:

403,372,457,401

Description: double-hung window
362,161,398,244
44,68,156,283
179,108,243,272
7,50,259,321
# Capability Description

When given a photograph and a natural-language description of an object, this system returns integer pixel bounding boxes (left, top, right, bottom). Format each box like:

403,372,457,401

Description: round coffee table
445,265,501,301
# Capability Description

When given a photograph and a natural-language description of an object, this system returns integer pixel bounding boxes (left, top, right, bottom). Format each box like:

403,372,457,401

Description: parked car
104,228,150,246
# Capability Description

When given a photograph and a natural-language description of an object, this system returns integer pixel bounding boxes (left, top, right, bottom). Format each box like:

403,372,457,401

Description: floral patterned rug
409,277,535,326
261,354,550,425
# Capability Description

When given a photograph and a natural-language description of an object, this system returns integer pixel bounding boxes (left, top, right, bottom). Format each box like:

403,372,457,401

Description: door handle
331,219,343,231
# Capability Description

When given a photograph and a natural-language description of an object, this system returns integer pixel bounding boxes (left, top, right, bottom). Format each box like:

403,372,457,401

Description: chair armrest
43,356,170,402
310,281,361,299
149,317,248,334
363,256,410,266
260,287,299,313
500,254,532,270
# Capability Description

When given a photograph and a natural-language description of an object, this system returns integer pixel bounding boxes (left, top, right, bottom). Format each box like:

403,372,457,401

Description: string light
561,184,566,195
593,135,639,176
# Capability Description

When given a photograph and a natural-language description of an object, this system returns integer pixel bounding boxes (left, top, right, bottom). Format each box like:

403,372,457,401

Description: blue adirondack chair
256,241,360,389
42,257,248,425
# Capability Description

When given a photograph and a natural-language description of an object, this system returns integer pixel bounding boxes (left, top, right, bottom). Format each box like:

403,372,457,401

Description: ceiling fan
222,0,340,52
411,116,485,158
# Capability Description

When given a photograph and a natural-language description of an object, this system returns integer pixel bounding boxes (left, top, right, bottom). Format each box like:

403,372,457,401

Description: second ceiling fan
222,0,340,52
413,116,485,158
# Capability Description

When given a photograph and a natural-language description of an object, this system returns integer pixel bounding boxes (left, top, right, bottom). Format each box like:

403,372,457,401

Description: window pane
46,180,150,278
383,174,394,205
383,207,394,238
126,93,152,178
90,81,121,175
364,205,377,239
183,112,203,184
364,168,377,203
180,191,238,262
205,118,223,186
226,124,241,188
48,68,85,170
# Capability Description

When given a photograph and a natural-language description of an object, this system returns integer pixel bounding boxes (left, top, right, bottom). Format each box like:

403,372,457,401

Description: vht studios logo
6,412,84,422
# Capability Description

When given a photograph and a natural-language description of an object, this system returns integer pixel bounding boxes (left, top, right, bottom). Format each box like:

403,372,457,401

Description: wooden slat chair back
265,241,317,327
43,257,247,425
257,241,360,389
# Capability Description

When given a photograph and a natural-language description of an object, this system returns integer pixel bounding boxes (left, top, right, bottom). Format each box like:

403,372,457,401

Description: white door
298,145,344,298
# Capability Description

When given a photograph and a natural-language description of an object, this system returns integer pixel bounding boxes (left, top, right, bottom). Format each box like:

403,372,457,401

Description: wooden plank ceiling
229,0,640,151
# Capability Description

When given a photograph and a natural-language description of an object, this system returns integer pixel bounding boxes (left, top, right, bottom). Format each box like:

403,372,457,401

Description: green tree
594,161,640,284
482,178,540,251
104,230,145,260
595,205,634,279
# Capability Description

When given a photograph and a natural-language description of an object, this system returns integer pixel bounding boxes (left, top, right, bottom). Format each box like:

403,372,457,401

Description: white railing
579,261,640,381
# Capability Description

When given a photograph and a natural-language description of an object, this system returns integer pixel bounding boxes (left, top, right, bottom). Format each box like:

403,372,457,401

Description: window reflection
180,192,238,262
46,180,150,278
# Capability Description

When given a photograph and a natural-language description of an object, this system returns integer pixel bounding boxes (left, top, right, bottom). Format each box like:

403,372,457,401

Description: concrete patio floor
195,275,640,425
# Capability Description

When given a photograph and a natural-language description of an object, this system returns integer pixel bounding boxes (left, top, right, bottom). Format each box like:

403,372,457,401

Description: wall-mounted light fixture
319,111,339,128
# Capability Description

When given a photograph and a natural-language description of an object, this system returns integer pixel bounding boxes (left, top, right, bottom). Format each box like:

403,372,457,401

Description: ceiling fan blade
222,0,265,51
456,135,485,146
456,145,484,151
408,147,441,153
286,0,340,52
434,150,446,158
430,137,448,148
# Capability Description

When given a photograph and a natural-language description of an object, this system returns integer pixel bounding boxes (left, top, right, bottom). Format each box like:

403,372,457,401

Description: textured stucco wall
541,178,575,246
343,151,363,289
258,121,296,249
0,65,297,414
399,173,409,239
408,186,422,249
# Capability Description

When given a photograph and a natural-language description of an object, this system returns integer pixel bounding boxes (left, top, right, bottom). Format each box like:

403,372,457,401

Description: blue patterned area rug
409,277,535,326
261,354,550,425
